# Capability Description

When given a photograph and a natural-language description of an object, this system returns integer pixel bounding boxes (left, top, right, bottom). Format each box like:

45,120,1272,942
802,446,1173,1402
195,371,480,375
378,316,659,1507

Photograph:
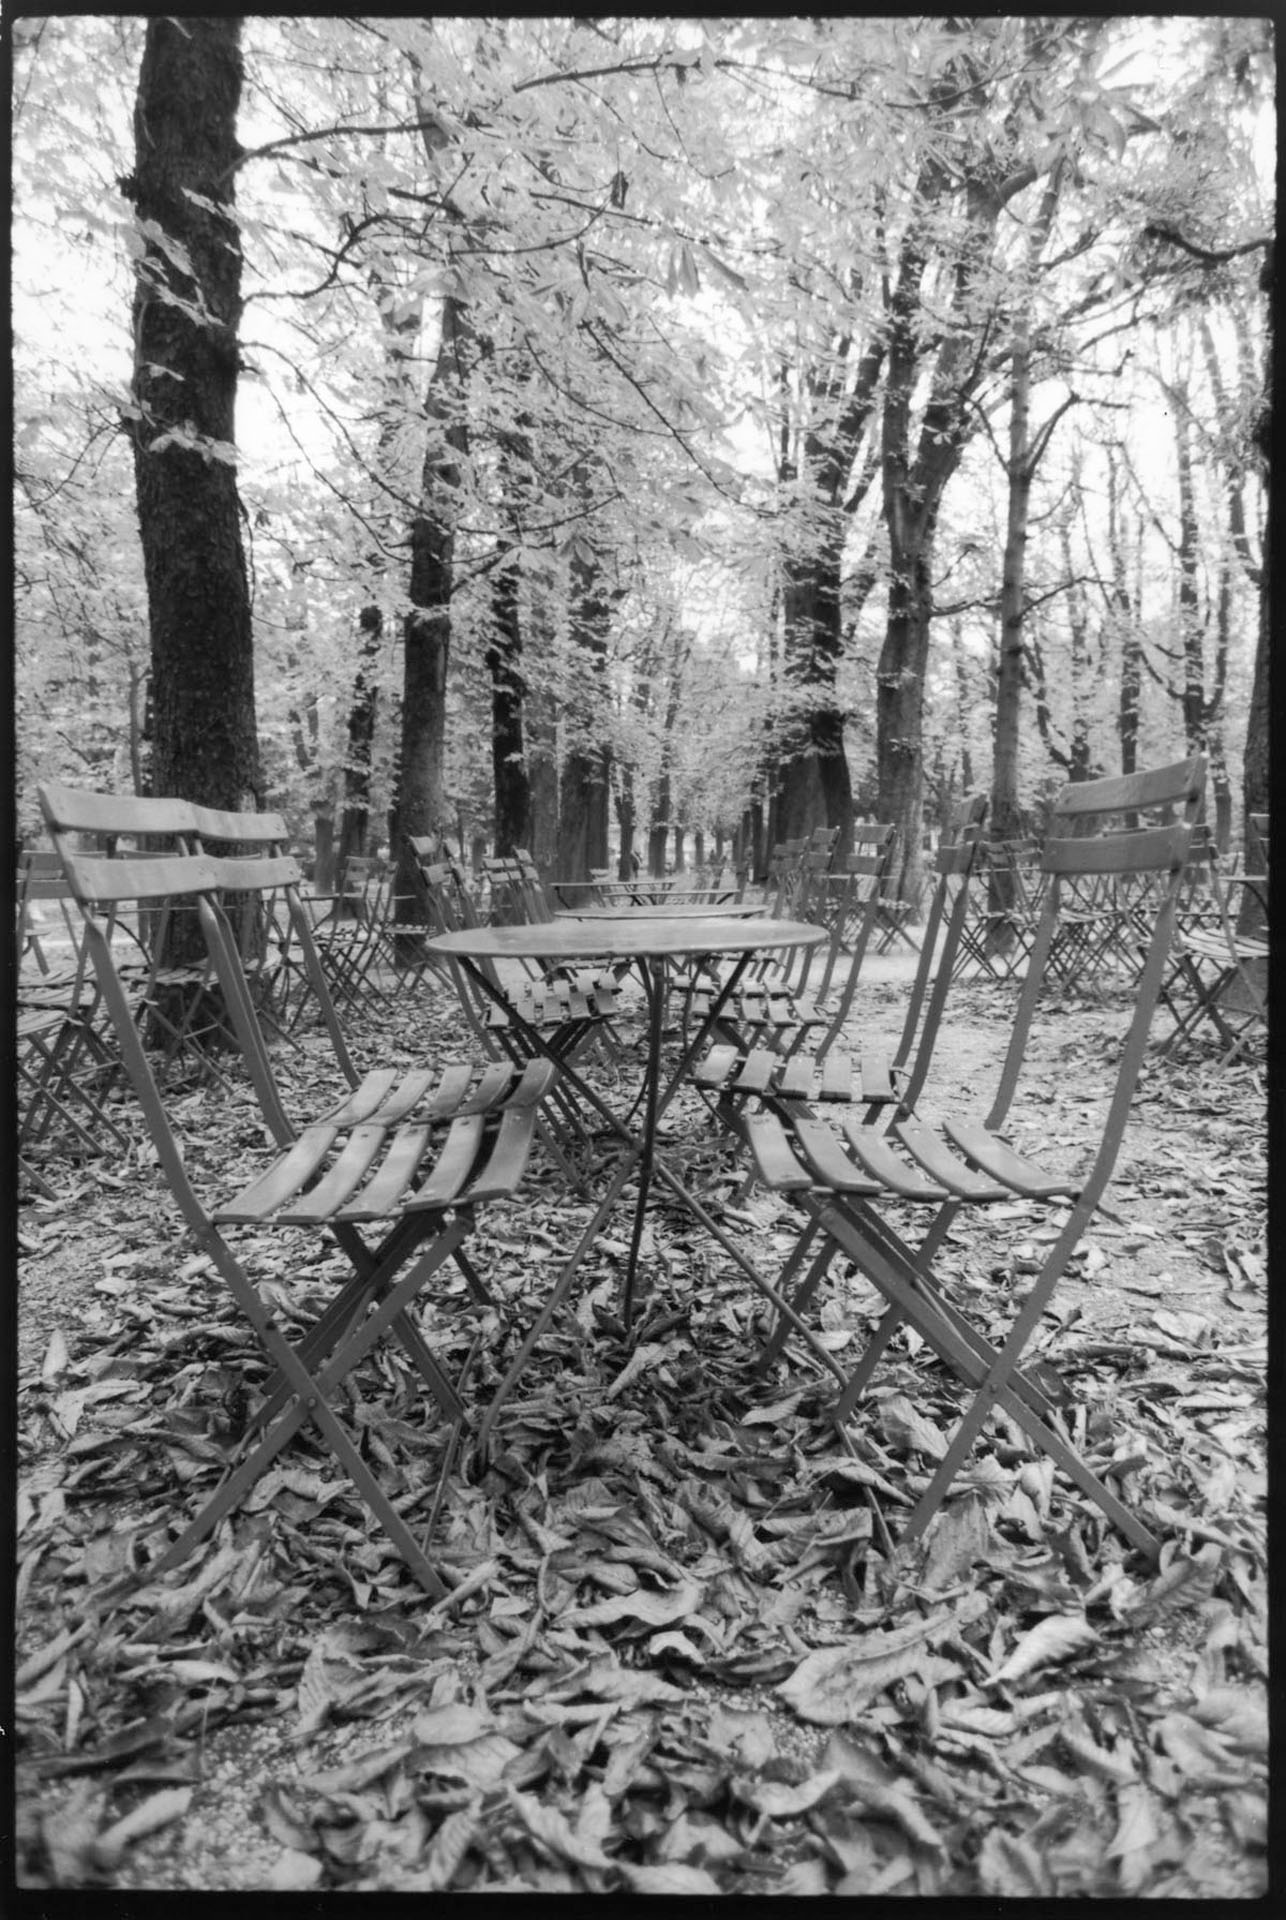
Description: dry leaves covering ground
12,959,1269,1898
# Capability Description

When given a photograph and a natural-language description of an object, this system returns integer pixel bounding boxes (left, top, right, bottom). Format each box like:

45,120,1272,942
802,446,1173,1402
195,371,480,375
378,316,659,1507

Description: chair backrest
807,824,898,1037
188,803,359,1093
512,849,555,925
886,792,989,1116
986,756,1206,1209
17,847,84,973
38,785,253,1237
412,852,506,1052
38,786,361,1142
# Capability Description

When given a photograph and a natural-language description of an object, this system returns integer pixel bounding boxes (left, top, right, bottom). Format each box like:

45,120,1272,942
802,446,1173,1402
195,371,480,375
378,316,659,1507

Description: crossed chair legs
742,1109,1162,1563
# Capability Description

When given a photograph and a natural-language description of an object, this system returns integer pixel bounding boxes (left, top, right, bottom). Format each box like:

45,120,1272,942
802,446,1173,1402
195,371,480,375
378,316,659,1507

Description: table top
555,900,767,922
425,915,825,962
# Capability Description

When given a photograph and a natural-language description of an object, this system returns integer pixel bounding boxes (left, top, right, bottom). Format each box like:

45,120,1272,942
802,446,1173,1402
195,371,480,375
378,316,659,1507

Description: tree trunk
1171,382,1208,754
393,291,468,919
615,780,635,879
875,550,934,911
335,605,381,878
487,550,531,854
778,525,854,848
527,685,559,869
555,544,612,879
125,16,258,821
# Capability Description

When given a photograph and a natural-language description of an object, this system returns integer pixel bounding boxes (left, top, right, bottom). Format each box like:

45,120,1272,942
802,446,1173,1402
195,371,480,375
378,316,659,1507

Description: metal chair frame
38,782,560,1599
736,758,1207,1563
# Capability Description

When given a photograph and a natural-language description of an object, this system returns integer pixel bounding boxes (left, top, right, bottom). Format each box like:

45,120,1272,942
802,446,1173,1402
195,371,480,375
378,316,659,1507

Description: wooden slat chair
38,782,560,1599
1157,814,1268,1066
736,756,1207,1563
298,854,401,1020
411,849,618,1186
696,799,987,1127
686,826,896,1061
19,829,236,1099
947,837,1046,986
491,846,630,1016
184,804,360,1069
16,849,134,1174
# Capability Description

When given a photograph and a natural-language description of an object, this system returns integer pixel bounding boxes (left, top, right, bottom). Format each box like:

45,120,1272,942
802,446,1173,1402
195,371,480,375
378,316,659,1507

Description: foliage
11,15,1272,853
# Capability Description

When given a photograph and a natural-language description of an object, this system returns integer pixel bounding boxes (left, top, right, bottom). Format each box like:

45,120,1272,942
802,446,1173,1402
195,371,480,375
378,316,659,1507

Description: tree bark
125,16,258,818
335,605,381,877
487,550,531,854
392,291,468,919
556,543,612,879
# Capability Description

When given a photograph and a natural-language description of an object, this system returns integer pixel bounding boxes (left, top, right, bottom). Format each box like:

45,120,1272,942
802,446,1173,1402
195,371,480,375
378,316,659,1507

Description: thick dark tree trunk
875,553,934,911
615,769,637,879
125,16,258,820
487,551,531,855
393,292,467,922
778,530,853,848
555,545,612,880
527,687,559,870
336,605,381,878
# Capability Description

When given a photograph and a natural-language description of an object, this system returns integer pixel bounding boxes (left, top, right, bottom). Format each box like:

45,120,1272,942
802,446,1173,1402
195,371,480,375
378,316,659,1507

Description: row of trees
13,16,1272,907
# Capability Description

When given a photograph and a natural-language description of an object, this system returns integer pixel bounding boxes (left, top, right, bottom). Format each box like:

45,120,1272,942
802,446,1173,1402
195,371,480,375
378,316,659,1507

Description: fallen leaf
562,1578,703,1631
778,1605,977,1724
617,1861,723,1894
93,1787,193,1869
733,1767,841,1818
986,1615,1098,1687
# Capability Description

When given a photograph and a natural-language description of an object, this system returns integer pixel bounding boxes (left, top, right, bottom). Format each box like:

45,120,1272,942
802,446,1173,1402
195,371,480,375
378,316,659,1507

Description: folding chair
411,849,618,1186
1158,820,1268,1065
38,782,560,1598
300,854,401,1020
685,826,896,1059
696,798,987,1126
737,756,1207,1562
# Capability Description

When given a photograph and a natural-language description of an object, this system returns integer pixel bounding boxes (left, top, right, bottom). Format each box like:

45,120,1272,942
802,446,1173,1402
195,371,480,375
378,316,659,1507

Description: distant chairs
1158,812,1268,1065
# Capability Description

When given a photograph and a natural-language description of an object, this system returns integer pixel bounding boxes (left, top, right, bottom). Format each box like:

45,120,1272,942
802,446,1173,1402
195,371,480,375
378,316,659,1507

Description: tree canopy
12,14,1272,883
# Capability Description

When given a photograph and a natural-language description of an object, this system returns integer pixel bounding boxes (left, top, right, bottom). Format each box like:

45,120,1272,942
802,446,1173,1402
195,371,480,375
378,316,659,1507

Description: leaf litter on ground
14,980,1267,1894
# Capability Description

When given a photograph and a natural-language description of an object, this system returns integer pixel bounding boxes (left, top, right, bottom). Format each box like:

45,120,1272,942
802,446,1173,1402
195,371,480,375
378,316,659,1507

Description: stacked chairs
298,853,401,1021
410,847,619,1186
731,757,1206,1562
38,782,560,1598
686,826,896,1064
695,799,986,1132
1158,812,1268,1065
17,848,130,1187
949,837,1044,985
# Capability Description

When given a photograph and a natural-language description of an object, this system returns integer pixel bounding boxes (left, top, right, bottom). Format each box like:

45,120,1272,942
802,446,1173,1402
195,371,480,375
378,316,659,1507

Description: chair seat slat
693,1043,740,1088
424,1062,477,1117
461,1105,541,1203
456,1061,521,1114
818,1051,855,1100
277,1122,389,1222
746,1112,813,1190
404,1112,487,1209
736,1047,780,1093
839,1120,948,1200
894,1122,1008,1199
336,1124,433,1220
857,1053,895,1104
216,1124,340,1221
792,1116,881,1192
942,1121,1080,1199
320,1067,402,1127
777,1052,818,1099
